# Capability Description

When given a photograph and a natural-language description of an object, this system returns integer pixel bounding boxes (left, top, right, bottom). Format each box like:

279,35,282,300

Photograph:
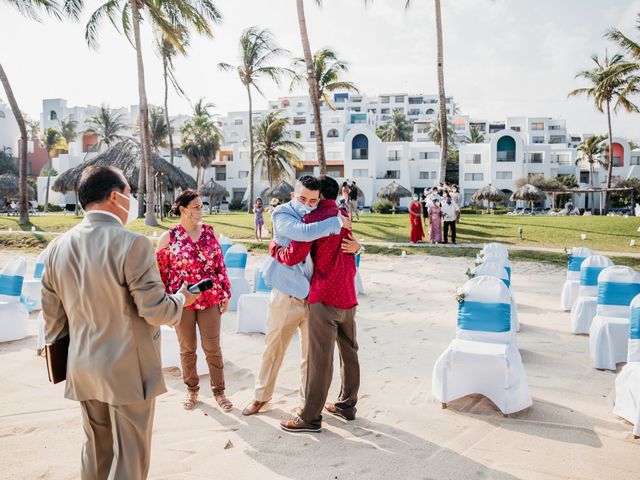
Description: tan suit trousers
80,398,155,480
254,288,308,402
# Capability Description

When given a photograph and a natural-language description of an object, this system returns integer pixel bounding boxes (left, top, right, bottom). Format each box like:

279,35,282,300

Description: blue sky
1,0,639,138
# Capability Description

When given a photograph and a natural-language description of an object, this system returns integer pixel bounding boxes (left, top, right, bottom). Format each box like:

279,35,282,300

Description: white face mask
116,192,138,225
291,198,317,217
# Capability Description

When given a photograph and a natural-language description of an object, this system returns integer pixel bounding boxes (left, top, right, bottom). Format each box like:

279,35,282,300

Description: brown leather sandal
242,400,268,416
215,394,233,412
182,391,198,410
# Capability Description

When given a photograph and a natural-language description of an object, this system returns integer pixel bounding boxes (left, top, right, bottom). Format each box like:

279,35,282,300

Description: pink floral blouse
157,224,231,311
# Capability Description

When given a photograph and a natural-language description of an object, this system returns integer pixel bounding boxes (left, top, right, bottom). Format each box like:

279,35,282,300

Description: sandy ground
1,251,639,480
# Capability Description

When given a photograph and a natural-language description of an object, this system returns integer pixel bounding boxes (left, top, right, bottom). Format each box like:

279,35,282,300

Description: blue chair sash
457,301,511,333
505,266,511,280
567,256,585,272
0,274,24,296
225,252,247,269
630,307,640,340
34,263,45,279
355,254,361,269
580,266,604,287
502,277,510,288
220,244,231,257
255,273,272,293
597,282,640,306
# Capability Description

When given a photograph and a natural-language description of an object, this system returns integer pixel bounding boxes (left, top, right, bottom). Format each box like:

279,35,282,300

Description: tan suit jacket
42,212,185,405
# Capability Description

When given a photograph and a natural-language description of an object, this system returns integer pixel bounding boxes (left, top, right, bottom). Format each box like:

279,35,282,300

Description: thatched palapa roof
472,184,507,203
262,181,294,202
510,184,546,203
0,173,34,199
200,179,229,198
52,139,196,194
376,181,412,201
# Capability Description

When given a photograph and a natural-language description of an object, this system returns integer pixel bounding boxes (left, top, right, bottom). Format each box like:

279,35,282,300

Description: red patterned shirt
156,224,231,311
269,199,357,310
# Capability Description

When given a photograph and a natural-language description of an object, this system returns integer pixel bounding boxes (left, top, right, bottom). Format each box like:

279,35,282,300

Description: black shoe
325,403,356,421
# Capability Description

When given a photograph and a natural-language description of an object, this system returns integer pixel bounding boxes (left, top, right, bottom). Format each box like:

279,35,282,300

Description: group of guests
409,184,461,244
340,179,360,220
42,165,363,479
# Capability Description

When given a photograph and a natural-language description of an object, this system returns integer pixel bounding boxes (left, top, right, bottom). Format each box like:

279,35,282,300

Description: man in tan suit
42,166,199,480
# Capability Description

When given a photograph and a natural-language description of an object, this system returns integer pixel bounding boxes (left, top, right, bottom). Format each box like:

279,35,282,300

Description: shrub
229,199,245,211
371,200,394,214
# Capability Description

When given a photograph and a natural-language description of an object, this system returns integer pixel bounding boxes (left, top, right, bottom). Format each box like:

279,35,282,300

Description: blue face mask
291,198,316,217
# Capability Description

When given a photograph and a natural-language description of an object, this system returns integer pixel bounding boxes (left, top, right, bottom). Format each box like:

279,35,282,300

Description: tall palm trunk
131,0,158,226
589,162,594,213
435,0,448,183
247,85,255,213
0,64,29,224
44,155,52,212
605,100,614,214
296,0,326,174
162,53,175,165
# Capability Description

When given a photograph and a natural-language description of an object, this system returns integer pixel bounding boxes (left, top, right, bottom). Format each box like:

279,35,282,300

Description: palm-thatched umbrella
510,183,546,210
0,173,35,200
261,181,294,203
377,181,412,213
472,184,506,203
52,139,197,197
200,179,230,213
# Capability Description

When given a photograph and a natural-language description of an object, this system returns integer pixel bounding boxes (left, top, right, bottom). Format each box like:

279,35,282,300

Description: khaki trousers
175,307,225,395
254,288,308,402
300,302,359,428
349,200,359,220
80,398,155,480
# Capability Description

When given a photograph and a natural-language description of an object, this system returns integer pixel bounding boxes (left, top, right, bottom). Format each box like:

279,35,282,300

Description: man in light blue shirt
242,176,356,416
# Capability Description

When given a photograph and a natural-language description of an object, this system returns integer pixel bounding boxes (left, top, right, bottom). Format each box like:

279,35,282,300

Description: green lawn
0,212,639,262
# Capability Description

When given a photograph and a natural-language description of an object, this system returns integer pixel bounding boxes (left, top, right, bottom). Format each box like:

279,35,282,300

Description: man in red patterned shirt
270,175,361,433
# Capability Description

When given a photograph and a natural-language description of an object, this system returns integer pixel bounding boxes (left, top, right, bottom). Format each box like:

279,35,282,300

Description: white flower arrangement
455,287,466,303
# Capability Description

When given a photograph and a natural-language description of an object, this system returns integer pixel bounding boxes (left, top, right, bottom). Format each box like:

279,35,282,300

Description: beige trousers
80,398,155,480
254,288,308,402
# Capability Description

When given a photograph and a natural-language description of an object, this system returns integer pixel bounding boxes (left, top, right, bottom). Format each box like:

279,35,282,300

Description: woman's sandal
182,391,198,410
215,394,233,412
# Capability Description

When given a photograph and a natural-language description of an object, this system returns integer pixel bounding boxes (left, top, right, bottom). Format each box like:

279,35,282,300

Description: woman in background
428,198,443,244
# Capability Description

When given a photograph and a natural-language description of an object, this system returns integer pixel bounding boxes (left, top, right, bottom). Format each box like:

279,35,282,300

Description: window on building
419,171,436,179
309,131,316,139
295,131,302,139
380,108,390,114
408,109,420,116
552,153,571,165
352,134,369,160
293,117,306,125
464,173,484,181
532,136,545,144
496,171,512,180
511,126,521,132
230,132,238,138
327,151,340,160
455,123,466,131
531,122,544,131
239,152,249,160
497,135,516,161
380,96,390,104
238,171,249,178
631,156,640,166
0,111,5,119
232,188,246,201
409,97,422,104
549,135,566,144
417,127,428,135
215,167,226,181
49,110,57,121
528,152,543,163
425,109,435,115
234,118,243,125
353,169,368,177
297,101,304,107
305,151,316,160
395,96,405,103
549,125,562,130
579,171,590,183
221,153,234,162
489,124,505,133
465,154,482,164
388,150,402,161
350,107,361,112
419,151,439,160
327,129,339,138
327,170,341,178
384,170,400,179
612,156,623,167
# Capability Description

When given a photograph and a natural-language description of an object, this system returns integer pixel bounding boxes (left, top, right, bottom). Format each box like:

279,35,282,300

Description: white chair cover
160,325,209,375
481,243,509,259
218,235,233,258
472,261,519,333
23,248,49,312
613,295,640,436
432,276,532,414
224,244,250,312
355,253,364,295
590,266,640,370
237,268,272,334
0,257,29,342
570,255,614,334
477,253,512,281
560,247,594,311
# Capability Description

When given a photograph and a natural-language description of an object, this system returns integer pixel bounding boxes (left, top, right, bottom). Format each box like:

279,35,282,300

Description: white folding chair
477,252,512,282
480,243,509,260
432,276,532,414
590,266,640,370
224,244,250,312
613,294,640,438
237,268,272,334
218,235,232,258
570,255,614,334
0,257,29,342
355,253,364,296
23,248,49,312
472,261,519,333
561,247,594,311
160,325,209,375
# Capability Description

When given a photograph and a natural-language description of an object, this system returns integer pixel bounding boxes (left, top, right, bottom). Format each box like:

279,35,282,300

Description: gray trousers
80,398,156,480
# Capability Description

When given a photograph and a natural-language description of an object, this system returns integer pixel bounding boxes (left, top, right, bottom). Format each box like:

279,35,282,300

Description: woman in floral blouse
156,190,232,411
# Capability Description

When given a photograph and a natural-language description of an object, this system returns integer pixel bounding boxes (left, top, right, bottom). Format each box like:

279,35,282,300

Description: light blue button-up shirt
262,201,342,299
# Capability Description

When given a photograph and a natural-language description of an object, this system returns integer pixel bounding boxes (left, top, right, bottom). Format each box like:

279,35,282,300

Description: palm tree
84,105,129,150
60,117,78,146
569,52,639,211
376,109,413,142
148,106,169,152
426,117,456,147
253,111,303,186
27,119,41,140
85,0,222,226
219,26,289,212
576,134,607,212
155,26,191,165
291,47,359,110
180,103,222,190
606,14,640,65
463,124,485,144
2,0,82,224
40,127,67,212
